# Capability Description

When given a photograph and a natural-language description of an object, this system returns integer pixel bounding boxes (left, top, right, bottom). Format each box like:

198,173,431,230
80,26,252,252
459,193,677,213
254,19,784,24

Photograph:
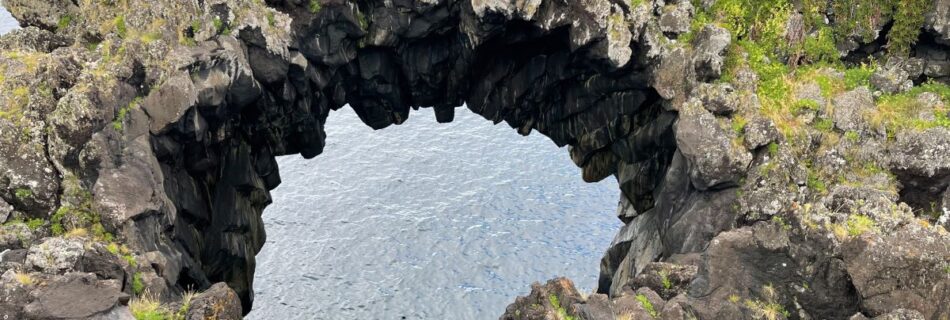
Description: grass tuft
635,293,659,318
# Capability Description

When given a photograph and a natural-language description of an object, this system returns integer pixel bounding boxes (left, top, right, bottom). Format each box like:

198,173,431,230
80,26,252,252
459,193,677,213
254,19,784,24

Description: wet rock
26,237,84,274
186,282,243,320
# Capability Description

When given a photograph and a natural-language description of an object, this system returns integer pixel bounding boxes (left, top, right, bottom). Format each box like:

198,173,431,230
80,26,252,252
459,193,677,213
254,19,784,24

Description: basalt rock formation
0,0,948,319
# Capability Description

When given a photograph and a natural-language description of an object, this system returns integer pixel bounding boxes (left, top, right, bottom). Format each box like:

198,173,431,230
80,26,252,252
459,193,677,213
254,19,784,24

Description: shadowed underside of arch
1,0,949,319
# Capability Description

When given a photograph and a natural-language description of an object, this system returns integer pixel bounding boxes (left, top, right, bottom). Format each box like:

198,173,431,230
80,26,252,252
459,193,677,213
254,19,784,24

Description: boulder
26,237,84,274
870,57,925,94
186,282,243,320
842,224,950,319
629,262,697,299
692,24,731,80
658,0,694,35
695,82,739,115
742,117,781,150
675,100,752,190
22,273,128,319
832,87,875,132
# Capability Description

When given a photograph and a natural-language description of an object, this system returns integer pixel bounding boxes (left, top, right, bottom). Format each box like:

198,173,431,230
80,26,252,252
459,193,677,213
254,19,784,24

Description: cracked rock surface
0,0,949,319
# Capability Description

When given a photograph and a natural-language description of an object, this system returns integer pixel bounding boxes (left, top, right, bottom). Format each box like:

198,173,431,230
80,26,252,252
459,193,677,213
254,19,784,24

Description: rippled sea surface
247,107,620,319
0,9,621,320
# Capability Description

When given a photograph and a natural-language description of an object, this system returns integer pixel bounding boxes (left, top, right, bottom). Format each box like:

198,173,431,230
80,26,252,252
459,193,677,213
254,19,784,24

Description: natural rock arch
146,1,681,310
1,0,949,319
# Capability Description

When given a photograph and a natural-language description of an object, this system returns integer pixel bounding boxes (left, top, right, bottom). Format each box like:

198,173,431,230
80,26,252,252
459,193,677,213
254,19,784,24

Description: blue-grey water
247,107,619,319
0,6,15,34
0,9,621,320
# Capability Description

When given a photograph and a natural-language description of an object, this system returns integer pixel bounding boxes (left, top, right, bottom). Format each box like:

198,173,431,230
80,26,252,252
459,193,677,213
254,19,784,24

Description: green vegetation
114,16,127,38
728,294,741,303
731,115,747,135
14,187,33,200
767,142,779,157
356,10,368,31
212,17,230,35
629,0,644,8
742,284,790,320
844,63,876,90
813,118,834,132
635,293,659,318
113,97,140,131
771,215,791,231
25,218,44,230
50,178,113,242
846,215,877,236
806,169,827,194
548,294,576,320
867,81,950,138
659,270,672,290
14,272,33,286
129,290,194,320
886,0,931,56
132,272,145,295
688,0,936,144
266,11,276,27
107,242,120,255
309,0,322,14
129,294,171,320
844,131,860,142
57,15,72,32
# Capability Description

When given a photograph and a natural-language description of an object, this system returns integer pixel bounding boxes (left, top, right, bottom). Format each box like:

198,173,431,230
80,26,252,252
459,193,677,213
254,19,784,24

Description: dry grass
129,291,173,320
14,272,33,286
65,228,89,238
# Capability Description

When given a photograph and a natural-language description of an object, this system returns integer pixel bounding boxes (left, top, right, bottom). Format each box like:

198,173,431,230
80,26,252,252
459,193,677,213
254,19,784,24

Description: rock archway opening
10,1,949,319
144,2,672,313
245,106,622,318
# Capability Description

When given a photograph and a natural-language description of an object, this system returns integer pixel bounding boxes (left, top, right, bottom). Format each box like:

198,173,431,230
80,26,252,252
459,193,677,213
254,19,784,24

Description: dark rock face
0,0,949,319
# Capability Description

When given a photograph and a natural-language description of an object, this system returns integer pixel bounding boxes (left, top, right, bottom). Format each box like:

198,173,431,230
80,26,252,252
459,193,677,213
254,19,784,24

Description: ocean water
247,107,619,319
0,6,15,34
0,9,621,320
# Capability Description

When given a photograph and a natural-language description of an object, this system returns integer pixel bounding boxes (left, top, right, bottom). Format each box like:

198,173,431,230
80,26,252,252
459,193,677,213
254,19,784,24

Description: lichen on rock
0,0,948,319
